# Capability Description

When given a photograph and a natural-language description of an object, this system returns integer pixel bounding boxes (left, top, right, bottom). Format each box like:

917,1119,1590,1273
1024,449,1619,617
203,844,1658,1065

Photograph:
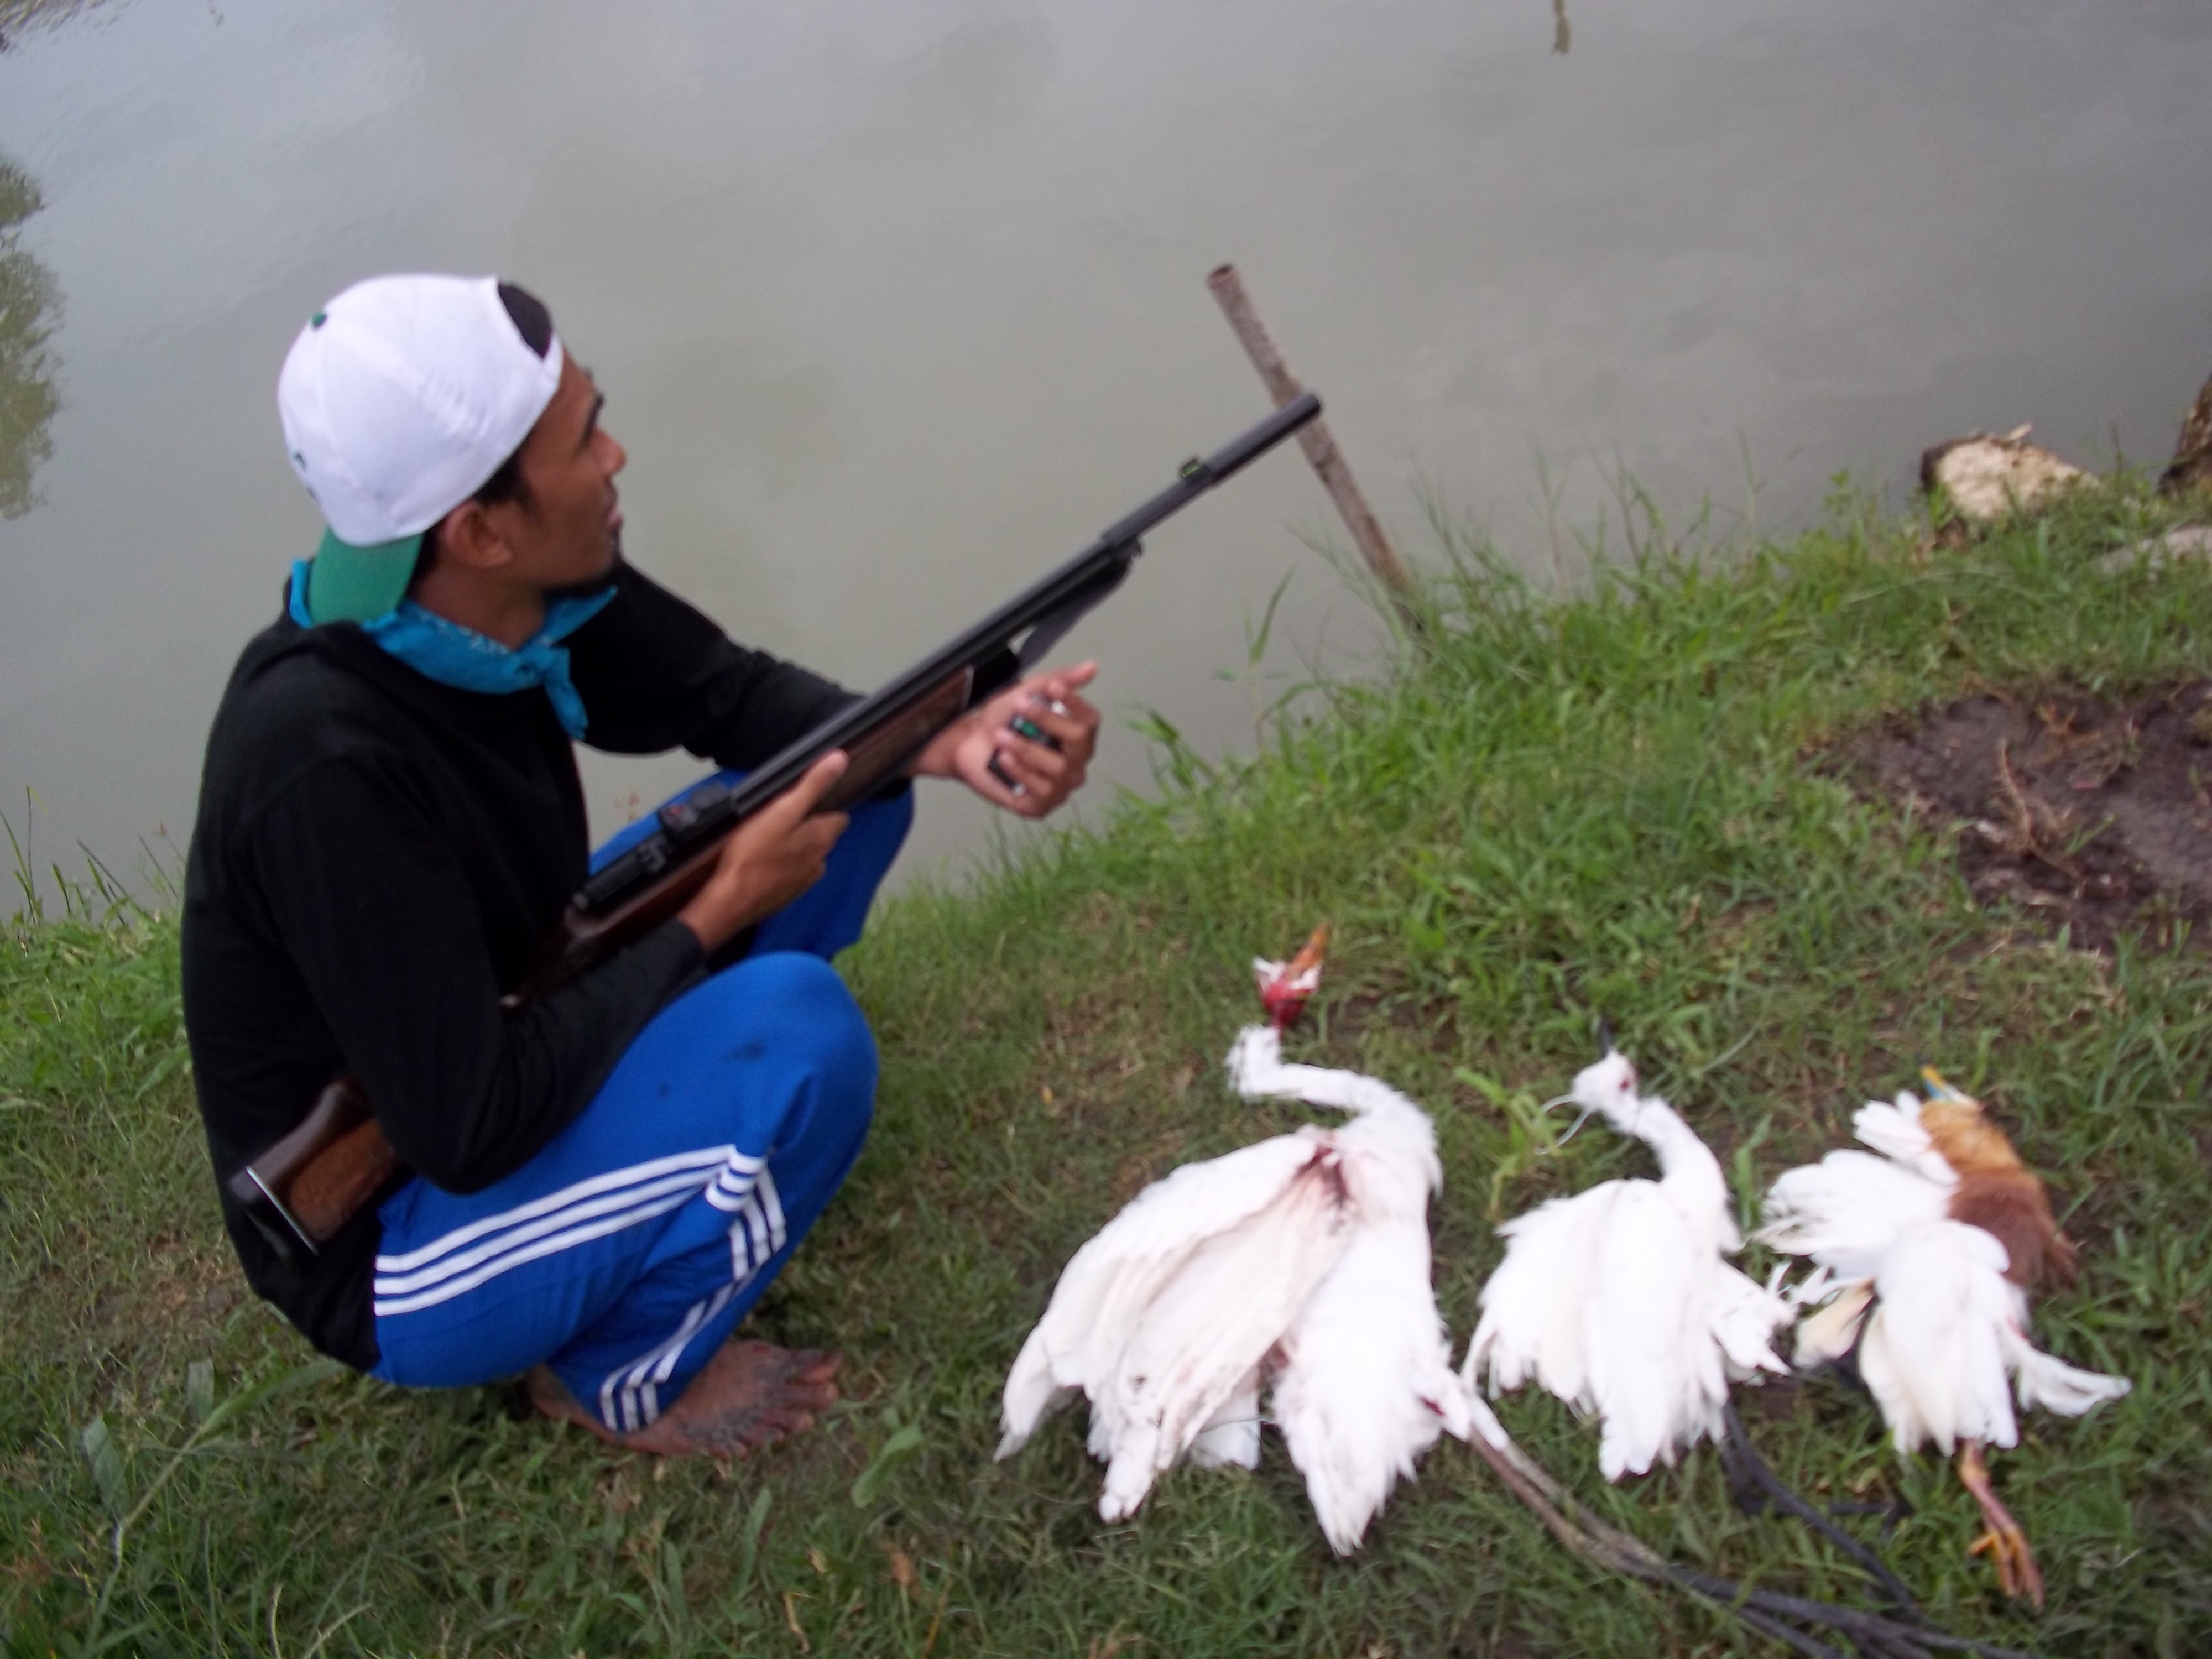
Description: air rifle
229,391,1326,1256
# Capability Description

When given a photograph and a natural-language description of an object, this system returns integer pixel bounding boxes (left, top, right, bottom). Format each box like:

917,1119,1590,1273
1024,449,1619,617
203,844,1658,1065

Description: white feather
1860,1220,2021,1452
1230,1024,1469,1552
1187,1370,1262,1470
1464,1057,1791,1480
1001,1017,1469,1547
2002,1328,2133,1418
1097,1157,1352,1521
1759,1149,1951,1281
1851,1092,1959,1187
1792,1280,1875,1368
998,1129,1343,1460
1760,1096,2129,1457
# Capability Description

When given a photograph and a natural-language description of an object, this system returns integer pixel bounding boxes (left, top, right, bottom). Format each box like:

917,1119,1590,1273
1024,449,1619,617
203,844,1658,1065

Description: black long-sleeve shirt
181,562,854,1368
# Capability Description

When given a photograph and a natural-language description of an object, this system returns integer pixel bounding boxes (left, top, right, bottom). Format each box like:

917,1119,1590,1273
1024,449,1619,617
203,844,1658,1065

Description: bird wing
1096,1149,1355,1522
1463,1183,1614,1407
1582,1183,1721,1479
998,1130,1331,1458
1792,1279,1875,1368
1269,1135,1467,1554
1862,1219,2018,1453
2003,1333,2132,1418
1854,1092,1960,1186
1187,1367,1263,1470
1997,1292,2131,1419
1759,1149,1950,1280
1708,1260,1793,1381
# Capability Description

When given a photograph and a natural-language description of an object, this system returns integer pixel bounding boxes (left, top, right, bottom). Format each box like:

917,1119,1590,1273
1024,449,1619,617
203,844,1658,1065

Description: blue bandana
289,559,617,739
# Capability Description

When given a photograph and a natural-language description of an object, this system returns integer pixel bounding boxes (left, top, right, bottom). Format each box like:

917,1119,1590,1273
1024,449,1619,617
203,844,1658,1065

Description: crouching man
181,274,1099,1454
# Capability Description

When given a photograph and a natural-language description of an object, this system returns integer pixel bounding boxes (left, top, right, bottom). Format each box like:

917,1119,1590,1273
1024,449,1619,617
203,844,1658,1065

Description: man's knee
712,951,877,1134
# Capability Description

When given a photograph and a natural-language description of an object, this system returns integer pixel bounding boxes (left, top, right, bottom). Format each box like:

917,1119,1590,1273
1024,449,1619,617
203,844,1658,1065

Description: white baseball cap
278,273,564,623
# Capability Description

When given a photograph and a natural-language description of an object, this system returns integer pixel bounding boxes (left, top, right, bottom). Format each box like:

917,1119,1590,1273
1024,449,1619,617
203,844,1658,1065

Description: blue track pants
367,776,912,1431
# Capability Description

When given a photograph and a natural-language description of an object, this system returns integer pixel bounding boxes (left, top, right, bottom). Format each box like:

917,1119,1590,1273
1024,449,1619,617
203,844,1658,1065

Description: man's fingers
772,749,851,821
995,738,1070,790
990,742,1082,811
967,749,1034,812
1019,697,1096,754
1038,660,1099,697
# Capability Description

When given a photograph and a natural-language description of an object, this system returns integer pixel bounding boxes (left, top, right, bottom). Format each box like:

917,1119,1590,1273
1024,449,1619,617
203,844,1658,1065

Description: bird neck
1629,1096,1726,1193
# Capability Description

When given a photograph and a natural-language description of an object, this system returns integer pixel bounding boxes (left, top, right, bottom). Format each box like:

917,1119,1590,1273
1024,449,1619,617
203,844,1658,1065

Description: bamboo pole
1206,264,1416,601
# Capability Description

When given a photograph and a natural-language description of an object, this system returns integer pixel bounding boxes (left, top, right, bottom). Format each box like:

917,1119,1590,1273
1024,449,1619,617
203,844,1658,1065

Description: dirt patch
1853,680,2212,952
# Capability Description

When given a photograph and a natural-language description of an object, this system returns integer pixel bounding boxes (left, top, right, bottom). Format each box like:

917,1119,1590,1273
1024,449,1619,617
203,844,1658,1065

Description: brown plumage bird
1917,1080,2078,1292
1759,1067,2129,1608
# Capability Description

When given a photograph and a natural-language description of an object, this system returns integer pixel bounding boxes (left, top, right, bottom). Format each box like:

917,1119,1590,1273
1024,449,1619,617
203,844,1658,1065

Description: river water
2,0,2208,899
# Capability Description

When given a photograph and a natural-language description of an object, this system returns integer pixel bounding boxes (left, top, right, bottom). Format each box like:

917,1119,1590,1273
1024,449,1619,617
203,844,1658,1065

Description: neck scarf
289,559,617,740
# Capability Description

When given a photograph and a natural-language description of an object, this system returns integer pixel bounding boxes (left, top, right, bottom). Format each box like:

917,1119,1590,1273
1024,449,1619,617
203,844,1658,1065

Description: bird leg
1459,1428,2037,1659
1720,1405,1923,1619
1957,1441,2044,1610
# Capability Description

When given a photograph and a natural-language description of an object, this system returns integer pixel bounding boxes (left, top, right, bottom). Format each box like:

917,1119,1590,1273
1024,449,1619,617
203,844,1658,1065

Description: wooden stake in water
1206,264,1416,602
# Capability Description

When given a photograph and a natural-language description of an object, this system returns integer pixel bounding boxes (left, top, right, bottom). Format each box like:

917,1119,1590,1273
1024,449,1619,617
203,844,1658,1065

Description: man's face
485,353,627,593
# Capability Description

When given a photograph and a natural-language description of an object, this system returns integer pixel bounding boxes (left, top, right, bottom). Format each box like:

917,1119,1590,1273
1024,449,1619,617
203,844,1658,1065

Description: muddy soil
1853,681,2212,953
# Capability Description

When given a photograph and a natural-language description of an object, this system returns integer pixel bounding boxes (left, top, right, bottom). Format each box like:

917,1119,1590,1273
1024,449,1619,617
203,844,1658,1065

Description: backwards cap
277,274,562,623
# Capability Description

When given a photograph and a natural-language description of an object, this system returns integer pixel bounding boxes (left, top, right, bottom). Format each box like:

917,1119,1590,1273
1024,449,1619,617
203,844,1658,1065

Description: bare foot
527,1340,843,1458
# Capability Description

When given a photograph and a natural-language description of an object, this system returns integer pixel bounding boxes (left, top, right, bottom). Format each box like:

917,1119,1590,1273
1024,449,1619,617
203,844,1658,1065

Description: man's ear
435,499,517,572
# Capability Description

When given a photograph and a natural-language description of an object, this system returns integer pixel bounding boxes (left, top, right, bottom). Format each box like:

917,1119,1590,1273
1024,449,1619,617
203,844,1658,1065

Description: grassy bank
5,484,2209,1657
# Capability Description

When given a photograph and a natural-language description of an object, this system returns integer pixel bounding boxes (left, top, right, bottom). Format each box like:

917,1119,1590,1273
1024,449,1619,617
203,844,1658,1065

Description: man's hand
909,661,1100,819
677,750,851,954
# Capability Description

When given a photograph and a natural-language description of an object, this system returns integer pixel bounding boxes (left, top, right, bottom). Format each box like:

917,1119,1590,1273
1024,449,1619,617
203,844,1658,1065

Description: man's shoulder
198,618,432,833
213,618,402,753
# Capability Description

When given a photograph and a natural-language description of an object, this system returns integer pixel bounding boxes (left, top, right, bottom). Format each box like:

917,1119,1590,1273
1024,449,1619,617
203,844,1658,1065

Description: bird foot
1968,1521,2044,1609
1957,1441,2046,1610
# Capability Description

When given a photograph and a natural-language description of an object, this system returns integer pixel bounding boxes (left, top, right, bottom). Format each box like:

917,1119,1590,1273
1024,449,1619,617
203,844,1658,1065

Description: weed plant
3,482,2207,1656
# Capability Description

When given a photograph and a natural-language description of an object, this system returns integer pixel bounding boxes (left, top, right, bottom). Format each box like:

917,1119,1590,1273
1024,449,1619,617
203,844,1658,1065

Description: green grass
6,482,2210,1657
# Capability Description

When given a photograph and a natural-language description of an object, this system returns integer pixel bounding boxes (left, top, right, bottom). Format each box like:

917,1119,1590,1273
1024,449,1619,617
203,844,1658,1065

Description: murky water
2,0,2208,896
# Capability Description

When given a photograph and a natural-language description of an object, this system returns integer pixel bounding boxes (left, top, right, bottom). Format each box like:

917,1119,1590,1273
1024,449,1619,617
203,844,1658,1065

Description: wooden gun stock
226,1078,397,1253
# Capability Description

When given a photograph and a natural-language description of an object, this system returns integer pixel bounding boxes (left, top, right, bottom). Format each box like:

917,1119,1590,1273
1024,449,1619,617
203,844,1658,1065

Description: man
181,274,1100,1454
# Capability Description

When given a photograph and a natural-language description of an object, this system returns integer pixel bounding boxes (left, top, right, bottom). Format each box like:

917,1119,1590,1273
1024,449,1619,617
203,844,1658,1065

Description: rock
1920,425,2090,525
2159,372,2212,498
2099,524,2212,575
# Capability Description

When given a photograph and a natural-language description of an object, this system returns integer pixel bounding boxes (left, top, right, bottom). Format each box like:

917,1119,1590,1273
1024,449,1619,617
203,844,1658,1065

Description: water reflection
1552,0,1570,56
0,0,119,52
0,155,60,519
0,0,108,52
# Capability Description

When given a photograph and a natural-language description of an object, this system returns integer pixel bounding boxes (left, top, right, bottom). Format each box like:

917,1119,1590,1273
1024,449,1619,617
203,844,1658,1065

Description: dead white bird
1759,1067,2130,1609
998,928,1480,1553
1462,1035,1791,1481
1224,1009,1480,1551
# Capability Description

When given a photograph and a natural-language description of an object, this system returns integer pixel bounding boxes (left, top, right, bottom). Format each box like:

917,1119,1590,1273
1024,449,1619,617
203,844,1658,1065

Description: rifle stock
226,1078,393,1251
232,393,1324,1255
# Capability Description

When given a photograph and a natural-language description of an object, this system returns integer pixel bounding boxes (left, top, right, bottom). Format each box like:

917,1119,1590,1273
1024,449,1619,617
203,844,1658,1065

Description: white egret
1759,1067,2130,1608
998,928,1480,1553
1461,1035,1792,1481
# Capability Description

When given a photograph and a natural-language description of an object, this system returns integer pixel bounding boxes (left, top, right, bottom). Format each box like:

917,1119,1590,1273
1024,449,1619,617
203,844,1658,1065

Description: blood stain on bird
996,925,1480,1554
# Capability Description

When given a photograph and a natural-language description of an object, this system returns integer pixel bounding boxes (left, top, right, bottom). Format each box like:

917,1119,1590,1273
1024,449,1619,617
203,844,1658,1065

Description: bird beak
1285,922,1329,981
1594,1013,1615,1058
1918,1063,1965,1102
1536,1089,1597,1149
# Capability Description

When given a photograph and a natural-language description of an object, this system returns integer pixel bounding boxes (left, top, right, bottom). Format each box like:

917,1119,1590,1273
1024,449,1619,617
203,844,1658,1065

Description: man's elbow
390,1119,521,1194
